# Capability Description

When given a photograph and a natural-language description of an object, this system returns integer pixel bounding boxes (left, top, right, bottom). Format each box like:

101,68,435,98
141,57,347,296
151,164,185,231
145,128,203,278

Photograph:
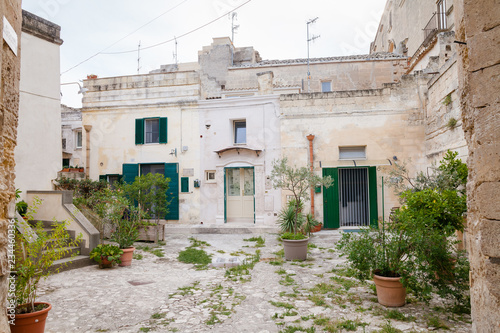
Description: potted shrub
108,195,140,266
11,198,81,333
271,158,333,261
89,244,123,268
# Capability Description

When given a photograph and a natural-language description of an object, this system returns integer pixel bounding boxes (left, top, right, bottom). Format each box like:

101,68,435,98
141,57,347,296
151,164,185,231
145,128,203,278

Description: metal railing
424,12,447,41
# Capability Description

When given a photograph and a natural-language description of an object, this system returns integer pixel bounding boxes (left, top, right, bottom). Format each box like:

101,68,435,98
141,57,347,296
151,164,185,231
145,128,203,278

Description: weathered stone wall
455,0,500,331
0,0,22,331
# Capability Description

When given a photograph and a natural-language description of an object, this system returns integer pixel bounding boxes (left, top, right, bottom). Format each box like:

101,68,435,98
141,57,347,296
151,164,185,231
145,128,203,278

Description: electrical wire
101,0,252,55
61,0,190,75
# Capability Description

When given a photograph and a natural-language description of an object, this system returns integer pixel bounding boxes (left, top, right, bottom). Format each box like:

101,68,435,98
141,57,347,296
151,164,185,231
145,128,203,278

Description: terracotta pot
311,224,322,233
100,256,113,269
119,247,135,267
373,274,406,307
282,237,309,261
10,302,52,333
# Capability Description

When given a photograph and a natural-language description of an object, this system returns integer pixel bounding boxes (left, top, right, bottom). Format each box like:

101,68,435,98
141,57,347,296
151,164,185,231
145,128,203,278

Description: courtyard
38,232,472,333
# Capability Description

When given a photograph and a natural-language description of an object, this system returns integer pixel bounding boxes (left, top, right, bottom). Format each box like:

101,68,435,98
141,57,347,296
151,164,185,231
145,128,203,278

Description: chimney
257,71,274,95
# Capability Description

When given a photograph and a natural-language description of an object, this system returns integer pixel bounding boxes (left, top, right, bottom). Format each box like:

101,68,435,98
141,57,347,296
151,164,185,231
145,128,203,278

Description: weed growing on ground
172,281,200,296
384,309,415,322
330,276,359,291
375,321,403,333
216,250,225,254
139,328,151,332
178,247,212,268
243,236,266,247
225,250,260,282
188,237,210,248
151,313,165,319
151,248,164,257
279,326,316,333
279,274,296,286
276,268,287,275
308,243,317,249
133,253,143,260
426,315,449,329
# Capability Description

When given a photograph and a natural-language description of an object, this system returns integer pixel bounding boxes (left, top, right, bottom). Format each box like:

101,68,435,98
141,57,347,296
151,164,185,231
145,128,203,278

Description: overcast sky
22,0,387,107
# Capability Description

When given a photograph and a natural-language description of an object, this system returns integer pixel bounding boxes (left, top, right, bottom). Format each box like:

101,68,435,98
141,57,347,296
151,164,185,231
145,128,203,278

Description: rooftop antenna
173,36,178,66
307,17,320,93
230,12,239,65
137,40,142,74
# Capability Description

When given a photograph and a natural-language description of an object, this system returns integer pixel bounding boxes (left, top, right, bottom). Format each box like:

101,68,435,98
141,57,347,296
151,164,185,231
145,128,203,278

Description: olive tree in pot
271,158,333,260
10,198,81,333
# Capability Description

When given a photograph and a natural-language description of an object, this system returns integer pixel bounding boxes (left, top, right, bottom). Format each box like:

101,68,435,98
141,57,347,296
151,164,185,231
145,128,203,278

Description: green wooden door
164,163,179,220
323,168,340,228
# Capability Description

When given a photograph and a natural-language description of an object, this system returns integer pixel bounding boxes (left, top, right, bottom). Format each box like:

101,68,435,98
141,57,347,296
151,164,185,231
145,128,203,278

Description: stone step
45,246,81,260
49,255,95,274
164,224,280,235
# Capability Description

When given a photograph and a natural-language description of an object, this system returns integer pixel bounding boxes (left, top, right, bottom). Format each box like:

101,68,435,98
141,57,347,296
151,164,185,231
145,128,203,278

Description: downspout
84,125,92,179
306,134,315,217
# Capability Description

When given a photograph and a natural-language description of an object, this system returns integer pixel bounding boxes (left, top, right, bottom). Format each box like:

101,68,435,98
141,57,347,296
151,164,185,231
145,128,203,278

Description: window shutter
122,164,139,184
164,163,179,220
159,117,168,144
323,168,340,228
181,177,189,193
135,119,144,145
99,175,107,182
368,166,379,227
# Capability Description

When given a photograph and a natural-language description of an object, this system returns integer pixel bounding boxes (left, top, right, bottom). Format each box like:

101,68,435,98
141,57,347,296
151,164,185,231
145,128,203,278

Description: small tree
120,173,171,225
270,158,333,234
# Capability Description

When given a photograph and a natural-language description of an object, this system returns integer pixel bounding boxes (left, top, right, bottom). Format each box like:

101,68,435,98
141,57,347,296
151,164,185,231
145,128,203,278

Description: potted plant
11,198,81,333
109,195,140,266
271,158,333,261
89,244,123,268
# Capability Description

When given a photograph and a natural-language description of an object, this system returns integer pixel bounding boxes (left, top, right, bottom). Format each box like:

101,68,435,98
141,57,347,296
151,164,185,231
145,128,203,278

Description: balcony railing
424,12,447,41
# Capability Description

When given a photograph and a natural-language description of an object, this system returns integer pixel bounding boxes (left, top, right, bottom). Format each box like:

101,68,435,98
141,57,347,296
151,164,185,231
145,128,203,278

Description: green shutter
135,119,144,145
368,166,379,227
181,177,189,193
99,175,107,182
159,117,168,144
323,168,340,228
122,164,139,184
164,163,179,220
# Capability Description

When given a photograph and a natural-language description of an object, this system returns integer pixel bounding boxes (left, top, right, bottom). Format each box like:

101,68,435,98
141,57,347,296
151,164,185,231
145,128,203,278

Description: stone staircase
28,220,95,273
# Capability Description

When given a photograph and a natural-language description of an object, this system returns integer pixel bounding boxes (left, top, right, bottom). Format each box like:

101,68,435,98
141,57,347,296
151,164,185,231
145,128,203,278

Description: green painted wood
164,163,179,220
323,168,340,228
159,117,168,144
122,164,139,184
135,119,144,145
368,166,379,227
99,175,107,181
181,177,189,193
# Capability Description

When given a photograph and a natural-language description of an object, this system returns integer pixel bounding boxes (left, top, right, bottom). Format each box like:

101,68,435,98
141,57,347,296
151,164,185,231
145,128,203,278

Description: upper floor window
234,120,246,144
339,146,366,160
437,0,447,30
75,130,82,149
321,81,332,93
135,117,168,145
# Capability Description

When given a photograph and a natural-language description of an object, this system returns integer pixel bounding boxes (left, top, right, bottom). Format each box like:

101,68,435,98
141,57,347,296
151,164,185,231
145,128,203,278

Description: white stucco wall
15,31,62,200
198,95,281,225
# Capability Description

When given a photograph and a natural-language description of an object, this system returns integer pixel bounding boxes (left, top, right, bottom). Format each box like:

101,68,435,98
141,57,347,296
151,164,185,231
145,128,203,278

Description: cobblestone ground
39,232,472,333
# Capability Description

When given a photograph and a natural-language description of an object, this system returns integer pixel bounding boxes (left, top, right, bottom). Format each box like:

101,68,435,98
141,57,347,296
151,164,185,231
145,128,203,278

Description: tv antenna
173,37,178,65
230,12,239,65
137,40,142,74
307,17,320,92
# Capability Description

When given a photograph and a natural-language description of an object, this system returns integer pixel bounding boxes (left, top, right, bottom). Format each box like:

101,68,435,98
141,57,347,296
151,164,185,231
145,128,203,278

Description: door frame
224,166,255,224
322,166,378,228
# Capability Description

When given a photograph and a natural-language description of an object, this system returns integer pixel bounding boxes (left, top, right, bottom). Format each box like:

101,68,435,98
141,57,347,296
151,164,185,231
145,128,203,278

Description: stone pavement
38,231,472,333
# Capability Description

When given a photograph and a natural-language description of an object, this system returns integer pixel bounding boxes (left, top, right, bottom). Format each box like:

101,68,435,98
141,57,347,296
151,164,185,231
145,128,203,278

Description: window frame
144,118,160,144
339,146,367,160
135,117,168,145
75,130,82,149
233,120,247,145
321,81,332,93
205,170,216,183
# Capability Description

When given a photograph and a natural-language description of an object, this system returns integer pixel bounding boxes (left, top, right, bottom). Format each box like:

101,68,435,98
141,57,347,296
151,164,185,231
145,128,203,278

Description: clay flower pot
10,302,52,333
100,256,113,269
373,274,406,307
119,247,135,267
283,238,309,261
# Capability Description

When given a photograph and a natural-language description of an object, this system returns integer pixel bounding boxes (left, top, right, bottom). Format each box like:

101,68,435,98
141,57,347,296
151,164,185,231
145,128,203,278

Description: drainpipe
84,125,92,179
306,134,315,217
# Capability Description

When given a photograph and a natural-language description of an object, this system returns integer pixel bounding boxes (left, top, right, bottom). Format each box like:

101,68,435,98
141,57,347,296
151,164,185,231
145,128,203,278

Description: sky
22,0,387,107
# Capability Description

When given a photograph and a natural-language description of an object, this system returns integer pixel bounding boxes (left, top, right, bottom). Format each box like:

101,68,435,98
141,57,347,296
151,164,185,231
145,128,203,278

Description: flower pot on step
373,274,406,307
119,247,135,267
10,302,52,333
283,237,309,261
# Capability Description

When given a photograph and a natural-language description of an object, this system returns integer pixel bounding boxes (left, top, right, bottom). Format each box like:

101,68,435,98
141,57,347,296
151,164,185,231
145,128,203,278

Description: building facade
61,104,84,169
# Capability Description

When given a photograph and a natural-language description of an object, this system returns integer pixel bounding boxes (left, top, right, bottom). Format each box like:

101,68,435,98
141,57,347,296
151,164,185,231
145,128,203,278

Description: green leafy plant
89,244,123,268
281,232,307,240
13,197,82,314
107,193,140,249
15,200,28,217
442,93,452,106
447,117,457,128
271,158,333,236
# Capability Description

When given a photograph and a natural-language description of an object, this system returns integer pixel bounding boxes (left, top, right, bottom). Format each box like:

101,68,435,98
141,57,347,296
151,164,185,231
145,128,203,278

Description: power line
61,0,190,76
101,0,252,55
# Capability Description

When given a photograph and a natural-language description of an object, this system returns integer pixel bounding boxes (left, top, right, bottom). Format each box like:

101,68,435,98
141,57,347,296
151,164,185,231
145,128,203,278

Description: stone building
61,104,83,169
0,0,22,330
14,10,63,200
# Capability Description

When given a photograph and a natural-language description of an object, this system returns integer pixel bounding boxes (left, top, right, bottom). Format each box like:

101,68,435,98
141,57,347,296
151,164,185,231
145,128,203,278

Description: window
62,138,66,150
205,170,216,183
437,0,447,30
62,158,70,168
145,118,159,144
181,177,189,193
135,117,168,145
234,120,246,144
339,146,366,160
321,81,332,92
76,130,82,148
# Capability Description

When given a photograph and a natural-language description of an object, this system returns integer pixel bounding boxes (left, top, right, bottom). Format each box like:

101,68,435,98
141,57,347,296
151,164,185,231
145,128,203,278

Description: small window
62,158,70,168
339,146,366,160
321,81,332,93
205,170,216,183
76,130,82,148
145,118,160,144
181,177,189,193
62,138,67,150
234,121,246,144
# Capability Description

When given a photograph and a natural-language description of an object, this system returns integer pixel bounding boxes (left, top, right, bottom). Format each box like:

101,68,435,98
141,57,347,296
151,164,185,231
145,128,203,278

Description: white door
226,168,254,222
